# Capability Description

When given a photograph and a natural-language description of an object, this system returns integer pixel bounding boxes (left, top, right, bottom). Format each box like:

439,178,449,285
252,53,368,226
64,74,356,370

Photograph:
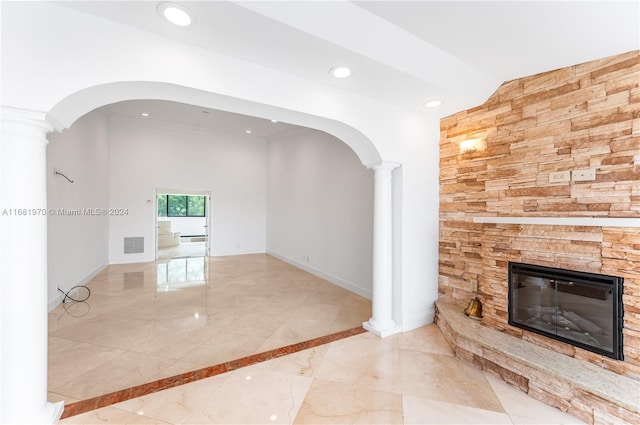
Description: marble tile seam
59,326,367,419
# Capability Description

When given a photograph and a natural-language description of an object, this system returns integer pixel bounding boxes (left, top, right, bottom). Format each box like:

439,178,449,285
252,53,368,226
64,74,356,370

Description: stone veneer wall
438,51,640,379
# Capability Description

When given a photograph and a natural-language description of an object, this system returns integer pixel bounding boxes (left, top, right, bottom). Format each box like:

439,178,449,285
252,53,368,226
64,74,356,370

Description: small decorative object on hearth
464,297,482,320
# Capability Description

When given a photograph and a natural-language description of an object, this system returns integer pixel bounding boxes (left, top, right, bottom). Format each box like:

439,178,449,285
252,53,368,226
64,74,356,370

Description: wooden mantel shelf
472,216,640,227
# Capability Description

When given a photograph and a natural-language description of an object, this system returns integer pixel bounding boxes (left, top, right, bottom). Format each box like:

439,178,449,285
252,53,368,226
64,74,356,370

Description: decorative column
363,161,400,337
0,107,64,423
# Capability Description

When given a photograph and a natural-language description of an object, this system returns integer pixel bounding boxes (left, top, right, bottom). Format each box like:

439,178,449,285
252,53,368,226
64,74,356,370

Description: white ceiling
59,0,640,136
102,100,303,139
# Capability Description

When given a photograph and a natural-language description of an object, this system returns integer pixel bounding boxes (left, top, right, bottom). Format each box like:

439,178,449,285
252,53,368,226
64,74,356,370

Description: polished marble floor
50,254,585,424
59,325,586,424
48,254,371,404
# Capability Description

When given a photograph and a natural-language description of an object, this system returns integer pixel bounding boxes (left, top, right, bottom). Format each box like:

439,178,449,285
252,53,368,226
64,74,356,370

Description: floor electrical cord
58,285,91,303
57,285,92,318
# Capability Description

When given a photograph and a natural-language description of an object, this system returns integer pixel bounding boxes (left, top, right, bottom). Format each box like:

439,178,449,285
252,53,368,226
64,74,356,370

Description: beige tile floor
48,254,371,404
51,253,586,424
58,326,586,424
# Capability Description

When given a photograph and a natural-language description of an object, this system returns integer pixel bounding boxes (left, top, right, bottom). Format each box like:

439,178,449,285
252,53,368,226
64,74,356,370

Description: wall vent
123,237,144,254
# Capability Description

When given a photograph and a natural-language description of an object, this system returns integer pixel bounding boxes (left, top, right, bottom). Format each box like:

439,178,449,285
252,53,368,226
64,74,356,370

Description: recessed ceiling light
424,100,442,108
140,112,150,117
157,2,194,27
270,119,278,123
330,66,352,79
245,130,252,134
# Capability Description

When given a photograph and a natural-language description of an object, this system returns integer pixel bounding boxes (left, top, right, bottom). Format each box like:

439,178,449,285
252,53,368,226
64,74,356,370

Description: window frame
157,194,206,217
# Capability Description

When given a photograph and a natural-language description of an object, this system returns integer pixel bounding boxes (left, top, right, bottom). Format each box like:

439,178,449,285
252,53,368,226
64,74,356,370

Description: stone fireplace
437,50,640,422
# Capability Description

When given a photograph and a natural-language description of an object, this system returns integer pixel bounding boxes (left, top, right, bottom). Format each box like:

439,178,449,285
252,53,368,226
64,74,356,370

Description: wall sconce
460,138,485,154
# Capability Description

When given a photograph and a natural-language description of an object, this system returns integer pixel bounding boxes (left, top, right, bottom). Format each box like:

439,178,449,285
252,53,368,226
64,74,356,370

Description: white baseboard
401,306,436,332
48,262,108,312
266,251,372,300
48,293,64,312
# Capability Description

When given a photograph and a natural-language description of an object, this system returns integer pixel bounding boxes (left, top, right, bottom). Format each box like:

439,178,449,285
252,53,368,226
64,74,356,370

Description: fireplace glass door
508,262,623,360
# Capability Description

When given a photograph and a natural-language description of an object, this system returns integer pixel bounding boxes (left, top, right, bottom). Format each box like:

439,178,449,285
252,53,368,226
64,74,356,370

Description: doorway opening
156,189,211,259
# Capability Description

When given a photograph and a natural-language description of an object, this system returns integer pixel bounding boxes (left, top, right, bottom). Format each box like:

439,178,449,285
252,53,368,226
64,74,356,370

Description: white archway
1,81,400,423
47,82,383,167
2,5,441,424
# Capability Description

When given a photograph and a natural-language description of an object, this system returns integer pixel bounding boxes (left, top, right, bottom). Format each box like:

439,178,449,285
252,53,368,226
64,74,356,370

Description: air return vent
123,237,144,254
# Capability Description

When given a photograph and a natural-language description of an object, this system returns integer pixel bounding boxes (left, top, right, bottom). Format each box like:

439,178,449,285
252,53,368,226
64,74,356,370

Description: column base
7,401,65,424
42,401,65,424
363,320,401,338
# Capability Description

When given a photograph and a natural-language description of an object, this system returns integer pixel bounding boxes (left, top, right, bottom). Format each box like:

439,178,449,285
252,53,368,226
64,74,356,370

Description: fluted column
0,107,64,423
363,161,400,337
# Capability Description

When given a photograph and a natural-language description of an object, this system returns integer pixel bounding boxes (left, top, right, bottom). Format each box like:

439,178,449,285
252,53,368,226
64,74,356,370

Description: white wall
397,118,441,330
3,0,442,331
267,129,373,298
46,109,110,309
108,115,267,263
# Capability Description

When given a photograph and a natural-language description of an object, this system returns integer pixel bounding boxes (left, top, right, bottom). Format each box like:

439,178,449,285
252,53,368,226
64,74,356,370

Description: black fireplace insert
508,262,624,360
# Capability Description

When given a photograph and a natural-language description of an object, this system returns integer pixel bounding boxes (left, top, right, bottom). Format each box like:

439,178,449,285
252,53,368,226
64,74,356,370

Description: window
157,194,205,217
157,195,168,217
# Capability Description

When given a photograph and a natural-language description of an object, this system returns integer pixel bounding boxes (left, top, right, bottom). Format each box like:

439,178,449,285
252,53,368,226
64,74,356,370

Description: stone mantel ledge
472,216,640,227
434,301,640,422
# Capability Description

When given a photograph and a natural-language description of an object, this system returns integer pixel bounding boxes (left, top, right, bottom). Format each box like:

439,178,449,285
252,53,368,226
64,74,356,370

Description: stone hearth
435,301,640,424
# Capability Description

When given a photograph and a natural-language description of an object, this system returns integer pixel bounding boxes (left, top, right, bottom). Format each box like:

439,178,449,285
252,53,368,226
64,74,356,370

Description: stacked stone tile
438,50,640,384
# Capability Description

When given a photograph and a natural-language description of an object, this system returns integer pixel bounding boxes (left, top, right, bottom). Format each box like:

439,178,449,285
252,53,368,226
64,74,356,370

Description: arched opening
41,82,399,412
47,82,383,167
